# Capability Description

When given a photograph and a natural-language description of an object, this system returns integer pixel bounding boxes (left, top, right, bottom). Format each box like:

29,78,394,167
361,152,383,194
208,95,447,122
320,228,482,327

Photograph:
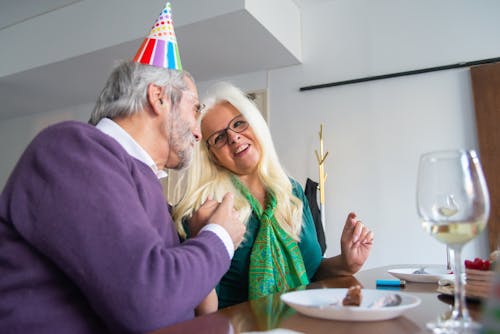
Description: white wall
268,0,500,269
0,104,92,187
1,0,498,271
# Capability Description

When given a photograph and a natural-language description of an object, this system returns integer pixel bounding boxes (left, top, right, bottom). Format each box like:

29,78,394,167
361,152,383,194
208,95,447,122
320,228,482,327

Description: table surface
151,265,483,334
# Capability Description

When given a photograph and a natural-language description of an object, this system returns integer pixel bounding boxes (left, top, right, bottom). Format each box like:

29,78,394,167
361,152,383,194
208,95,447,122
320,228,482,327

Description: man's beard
169,117,194,170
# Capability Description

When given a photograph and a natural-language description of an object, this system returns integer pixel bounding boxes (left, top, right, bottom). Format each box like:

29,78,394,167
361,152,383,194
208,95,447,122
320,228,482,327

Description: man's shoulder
26,120,131,165
35,120,115,147
39,120,96,137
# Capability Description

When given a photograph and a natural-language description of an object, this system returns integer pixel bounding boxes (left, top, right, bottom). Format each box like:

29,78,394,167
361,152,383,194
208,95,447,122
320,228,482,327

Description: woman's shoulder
288,177,305,196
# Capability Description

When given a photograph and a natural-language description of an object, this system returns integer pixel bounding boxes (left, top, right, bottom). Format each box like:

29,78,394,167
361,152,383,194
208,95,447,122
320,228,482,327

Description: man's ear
147,83,166,116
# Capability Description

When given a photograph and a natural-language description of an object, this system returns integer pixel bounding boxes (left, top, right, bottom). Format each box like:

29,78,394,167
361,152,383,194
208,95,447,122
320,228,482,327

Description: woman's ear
147,84,166,116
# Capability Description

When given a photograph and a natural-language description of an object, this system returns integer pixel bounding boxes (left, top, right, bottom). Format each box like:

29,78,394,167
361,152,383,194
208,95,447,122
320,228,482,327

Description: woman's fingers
352,220,363,243
342,212,357,233
362,231,374,245
351,221,374,245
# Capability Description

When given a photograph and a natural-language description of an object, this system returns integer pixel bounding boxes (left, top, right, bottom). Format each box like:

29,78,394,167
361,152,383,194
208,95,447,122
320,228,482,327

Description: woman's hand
340,212,374,274
313,212,374,280
189,198,219,237
195,289,218,316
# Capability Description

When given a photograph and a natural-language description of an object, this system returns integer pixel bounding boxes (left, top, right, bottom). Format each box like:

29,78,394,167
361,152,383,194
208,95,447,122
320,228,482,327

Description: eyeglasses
206,115,249,149
178,88,205,115
163,86,204,115
195,103,206,114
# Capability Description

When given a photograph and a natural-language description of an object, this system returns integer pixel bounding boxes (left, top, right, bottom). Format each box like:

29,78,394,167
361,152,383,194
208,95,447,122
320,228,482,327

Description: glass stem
446,246,451,271
450,245,470,321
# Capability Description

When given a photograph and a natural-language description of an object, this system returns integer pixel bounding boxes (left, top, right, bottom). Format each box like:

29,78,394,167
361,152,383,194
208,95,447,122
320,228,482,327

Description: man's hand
207,193,245,249
190,193,245,248
189,198,219,237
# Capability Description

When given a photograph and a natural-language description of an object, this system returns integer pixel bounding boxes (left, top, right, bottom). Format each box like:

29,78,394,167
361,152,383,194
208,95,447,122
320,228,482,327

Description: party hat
133,2,182,70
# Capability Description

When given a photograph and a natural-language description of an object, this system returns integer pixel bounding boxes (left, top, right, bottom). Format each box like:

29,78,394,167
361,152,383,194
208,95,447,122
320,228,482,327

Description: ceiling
0,0,331,29
0,0,333,121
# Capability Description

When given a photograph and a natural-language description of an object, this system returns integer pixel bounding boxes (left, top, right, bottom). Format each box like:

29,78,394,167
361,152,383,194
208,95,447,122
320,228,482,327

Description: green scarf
231,176,309,300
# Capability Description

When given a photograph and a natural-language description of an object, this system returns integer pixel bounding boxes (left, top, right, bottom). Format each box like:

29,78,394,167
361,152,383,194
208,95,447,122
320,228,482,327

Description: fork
368,294,402,309
413,267,428,274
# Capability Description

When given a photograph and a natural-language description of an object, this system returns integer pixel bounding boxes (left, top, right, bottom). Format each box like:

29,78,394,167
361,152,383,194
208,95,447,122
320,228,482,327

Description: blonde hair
172,82,303,240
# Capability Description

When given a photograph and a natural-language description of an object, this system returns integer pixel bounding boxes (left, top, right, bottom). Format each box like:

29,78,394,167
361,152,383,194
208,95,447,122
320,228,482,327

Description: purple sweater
0,121,230,334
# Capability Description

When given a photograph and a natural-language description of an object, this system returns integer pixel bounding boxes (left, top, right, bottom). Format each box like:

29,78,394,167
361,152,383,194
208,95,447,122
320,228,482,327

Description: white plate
388,267,454,283
280,288,420,322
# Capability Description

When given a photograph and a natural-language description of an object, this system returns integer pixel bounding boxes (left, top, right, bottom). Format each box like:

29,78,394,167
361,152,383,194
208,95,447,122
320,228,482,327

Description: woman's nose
226,130,240,144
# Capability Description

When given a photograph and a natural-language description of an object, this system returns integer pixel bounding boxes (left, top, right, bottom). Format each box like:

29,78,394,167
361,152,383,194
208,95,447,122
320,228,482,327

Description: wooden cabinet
470,62,500,252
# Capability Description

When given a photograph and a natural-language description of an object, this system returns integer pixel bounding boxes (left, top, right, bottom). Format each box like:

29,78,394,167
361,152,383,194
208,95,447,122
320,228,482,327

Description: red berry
465,257,493,270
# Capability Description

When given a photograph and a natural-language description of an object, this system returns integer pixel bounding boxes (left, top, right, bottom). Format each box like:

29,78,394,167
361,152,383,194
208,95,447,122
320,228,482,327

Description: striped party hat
133,2,182,70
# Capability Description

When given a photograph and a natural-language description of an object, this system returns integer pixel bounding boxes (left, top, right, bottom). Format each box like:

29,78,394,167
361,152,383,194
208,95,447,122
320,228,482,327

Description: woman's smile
233,143,250,155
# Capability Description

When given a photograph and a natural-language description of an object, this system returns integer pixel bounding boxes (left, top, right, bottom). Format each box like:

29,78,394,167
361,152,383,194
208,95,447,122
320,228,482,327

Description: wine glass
416,150,490,333
440,194,458,273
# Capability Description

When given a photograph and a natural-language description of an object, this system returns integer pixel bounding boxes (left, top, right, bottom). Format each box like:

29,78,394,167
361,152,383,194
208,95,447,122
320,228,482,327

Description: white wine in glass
417,150,490,333
438,195,458,272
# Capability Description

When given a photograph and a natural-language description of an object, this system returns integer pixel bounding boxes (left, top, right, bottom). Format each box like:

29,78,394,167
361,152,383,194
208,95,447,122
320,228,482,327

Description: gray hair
89,60,194,125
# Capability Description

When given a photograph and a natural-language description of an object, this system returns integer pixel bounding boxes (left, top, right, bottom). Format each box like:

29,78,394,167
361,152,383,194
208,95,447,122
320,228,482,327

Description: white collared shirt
95,118,234,258
96,118,168,179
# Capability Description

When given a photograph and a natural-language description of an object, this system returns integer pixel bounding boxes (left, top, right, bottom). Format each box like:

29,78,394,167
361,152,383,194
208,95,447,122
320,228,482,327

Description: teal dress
216,179,323,308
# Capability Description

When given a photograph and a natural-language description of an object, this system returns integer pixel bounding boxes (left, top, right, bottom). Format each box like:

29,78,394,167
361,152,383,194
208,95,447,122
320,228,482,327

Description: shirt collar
95,118,168,179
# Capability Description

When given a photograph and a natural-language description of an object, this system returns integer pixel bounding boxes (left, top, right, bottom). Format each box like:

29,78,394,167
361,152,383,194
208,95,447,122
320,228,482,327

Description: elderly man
0,2,247,332
0,59,245,333
0,56,245,334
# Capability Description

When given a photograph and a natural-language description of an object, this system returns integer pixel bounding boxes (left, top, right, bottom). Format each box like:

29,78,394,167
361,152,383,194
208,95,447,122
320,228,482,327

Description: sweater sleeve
6,122,230,332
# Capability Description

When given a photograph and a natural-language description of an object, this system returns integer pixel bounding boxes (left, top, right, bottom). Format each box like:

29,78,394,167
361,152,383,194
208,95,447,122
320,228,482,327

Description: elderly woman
173,82,374,308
